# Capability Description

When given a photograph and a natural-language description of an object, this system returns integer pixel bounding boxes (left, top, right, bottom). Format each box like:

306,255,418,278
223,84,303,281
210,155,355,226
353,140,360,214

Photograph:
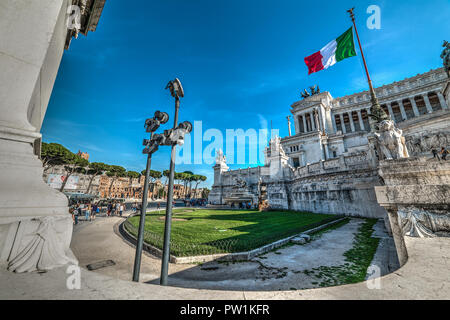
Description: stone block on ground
291,237,306,245
299,234,311,242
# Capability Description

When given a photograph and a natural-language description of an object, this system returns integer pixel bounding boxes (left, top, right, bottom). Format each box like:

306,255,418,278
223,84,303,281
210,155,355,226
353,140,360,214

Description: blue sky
42,0,450,188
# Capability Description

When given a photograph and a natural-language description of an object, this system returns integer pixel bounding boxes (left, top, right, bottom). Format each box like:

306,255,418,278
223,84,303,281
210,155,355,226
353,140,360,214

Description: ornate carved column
437,91,448,110
409,97,420,117
398,100,408,120
423,94,433,113
357,110,365,131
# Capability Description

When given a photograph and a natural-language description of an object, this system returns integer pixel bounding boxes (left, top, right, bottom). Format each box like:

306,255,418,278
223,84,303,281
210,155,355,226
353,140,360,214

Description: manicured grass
303,218,380,287
126,209,340,256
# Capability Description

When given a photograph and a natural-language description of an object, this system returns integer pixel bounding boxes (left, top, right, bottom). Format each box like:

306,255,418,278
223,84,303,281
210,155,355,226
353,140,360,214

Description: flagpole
347,7,388,129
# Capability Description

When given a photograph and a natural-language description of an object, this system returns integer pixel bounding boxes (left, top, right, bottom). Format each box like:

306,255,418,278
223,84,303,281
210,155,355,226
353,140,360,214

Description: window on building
293,158,300,168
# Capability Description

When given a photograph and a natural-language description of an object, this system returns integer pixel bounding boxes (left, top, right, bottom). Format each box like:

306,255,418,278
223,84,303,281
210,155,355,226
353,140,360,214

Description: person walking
91,203,97,221
432,148,440,160
85,203,91,221
107,202,112,217
116,202,121,217
119,203,124,217
441,147,448,161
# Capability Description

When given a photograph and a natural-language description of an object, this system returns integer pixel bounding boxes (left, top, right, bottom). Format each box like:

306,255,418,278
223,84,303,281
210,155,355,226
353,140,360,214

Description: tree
140,170,162,198
201,188,210,199
127,171,141,183
106,165,126,197
59,153,89,192
192,175,207,198
86,162,109,194
41,142,71,172
180,172,192,198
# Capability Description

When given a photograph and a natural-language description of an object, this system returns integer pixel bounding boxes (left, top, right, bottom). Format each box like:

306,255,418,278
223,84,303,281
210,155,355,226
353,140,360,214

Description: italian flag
304,27,356,75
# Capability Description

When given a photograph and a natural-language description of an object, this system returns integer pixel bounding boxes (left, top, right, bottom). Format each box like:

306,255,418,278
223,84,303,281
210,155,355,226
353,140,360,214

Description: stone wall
375,158,450,266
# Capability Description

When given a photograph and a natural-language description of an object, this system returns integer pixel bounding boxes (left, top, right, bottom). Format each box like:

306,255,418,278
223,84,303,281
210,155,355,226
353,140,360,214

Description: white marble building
209,68,450,220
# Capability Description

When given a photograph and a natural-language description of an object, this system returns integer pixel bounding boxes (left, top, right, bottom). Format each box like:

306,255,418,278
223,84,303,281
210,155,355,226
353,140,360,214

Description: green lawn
125,209,340,256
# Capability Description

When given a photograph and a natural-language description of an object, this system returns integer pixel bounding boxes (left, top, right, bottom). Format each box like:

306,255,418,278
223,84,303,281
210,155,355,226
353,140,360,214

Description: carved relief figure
233,177,247,189
374,120,409,160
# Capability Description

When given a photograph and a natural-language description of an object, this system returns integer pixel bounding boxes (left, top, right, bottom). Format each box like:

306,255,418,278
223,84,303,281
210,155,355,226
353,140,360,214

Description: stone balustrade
293,152,369,179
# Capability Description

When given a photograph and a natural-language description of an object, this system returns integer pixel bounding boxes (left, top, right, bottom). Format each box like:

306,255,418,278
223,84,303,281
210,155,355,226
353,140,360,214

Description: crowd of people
70,200,125,225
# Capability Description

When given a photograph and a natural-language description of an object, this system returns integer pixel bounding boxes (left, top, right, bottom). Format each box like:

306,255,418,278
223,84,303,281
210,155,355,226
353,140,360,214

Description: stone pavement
1,212,449,299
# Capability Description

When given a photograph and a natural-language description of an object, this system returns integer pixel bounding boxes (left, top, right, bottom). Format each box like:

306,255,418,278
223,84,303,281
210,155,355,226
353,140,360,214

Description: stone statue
301,89,310,99
233,177,247,189
309,85,320,95
215,149,226,165
270,136,287,157
374,120,409,160
301,85,321,99
441,40,450,78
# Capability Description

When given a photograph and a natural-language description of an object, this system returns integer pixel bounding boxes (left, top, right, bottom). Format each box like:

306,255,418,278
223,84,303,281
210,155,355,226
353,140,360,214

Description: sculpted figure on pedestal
441,40,450,78
374,120,409,160
215,149,226,165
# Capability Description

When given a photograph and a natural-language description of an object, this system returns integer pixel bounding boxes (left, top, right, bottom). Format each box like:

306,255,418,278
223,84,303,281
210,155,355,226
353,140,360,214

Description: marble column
357,110,365,131
310,112,315,131
339,114,346,134
348,112,356,132
0,0,78,273
387,103,395,121
398,100,407,120
423,94,433,113
294,116,300,134
437,91,448,110
410,97,420,117
302,114,308,133
332,114,338,133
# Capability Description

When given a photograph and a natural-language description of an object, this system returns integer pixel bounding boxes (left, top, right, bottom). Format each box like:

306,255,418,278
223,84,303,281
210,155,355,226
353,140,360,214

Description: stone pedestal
375,158,450,266
0,0,76,272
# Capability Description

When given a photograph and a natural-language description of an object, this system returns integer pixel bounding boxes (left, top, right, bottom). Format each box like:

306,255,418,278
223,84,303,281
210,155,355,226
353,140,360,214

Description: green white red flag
304,27,357,75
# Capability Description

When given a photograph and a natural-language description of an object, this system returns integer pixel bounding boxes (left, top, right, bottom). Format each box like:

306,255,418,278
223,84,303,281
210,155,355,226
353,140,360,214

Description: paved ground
1,210,449,299
1,235,449,299
71,212,193,283
164,219,368,291
71,212,396,291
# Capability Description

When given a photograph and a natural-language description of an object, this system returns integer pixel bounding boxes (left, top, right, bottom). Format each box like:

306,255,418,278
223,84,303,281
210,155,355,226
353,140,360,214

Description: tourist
70,206,75,225
441,147,448,161
75,204,79,224
106,202,112,217
116,202,121,216
432,148,440,160
157,202,161,210
119,203,124,217
91,203,97,220
85,203,91,221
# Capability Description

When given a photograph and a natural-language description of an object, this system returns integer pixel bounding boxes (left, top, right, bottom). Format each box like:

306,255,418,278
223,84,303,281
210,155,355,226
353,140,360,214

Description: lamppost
132,110,169,282
160,78,192,286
